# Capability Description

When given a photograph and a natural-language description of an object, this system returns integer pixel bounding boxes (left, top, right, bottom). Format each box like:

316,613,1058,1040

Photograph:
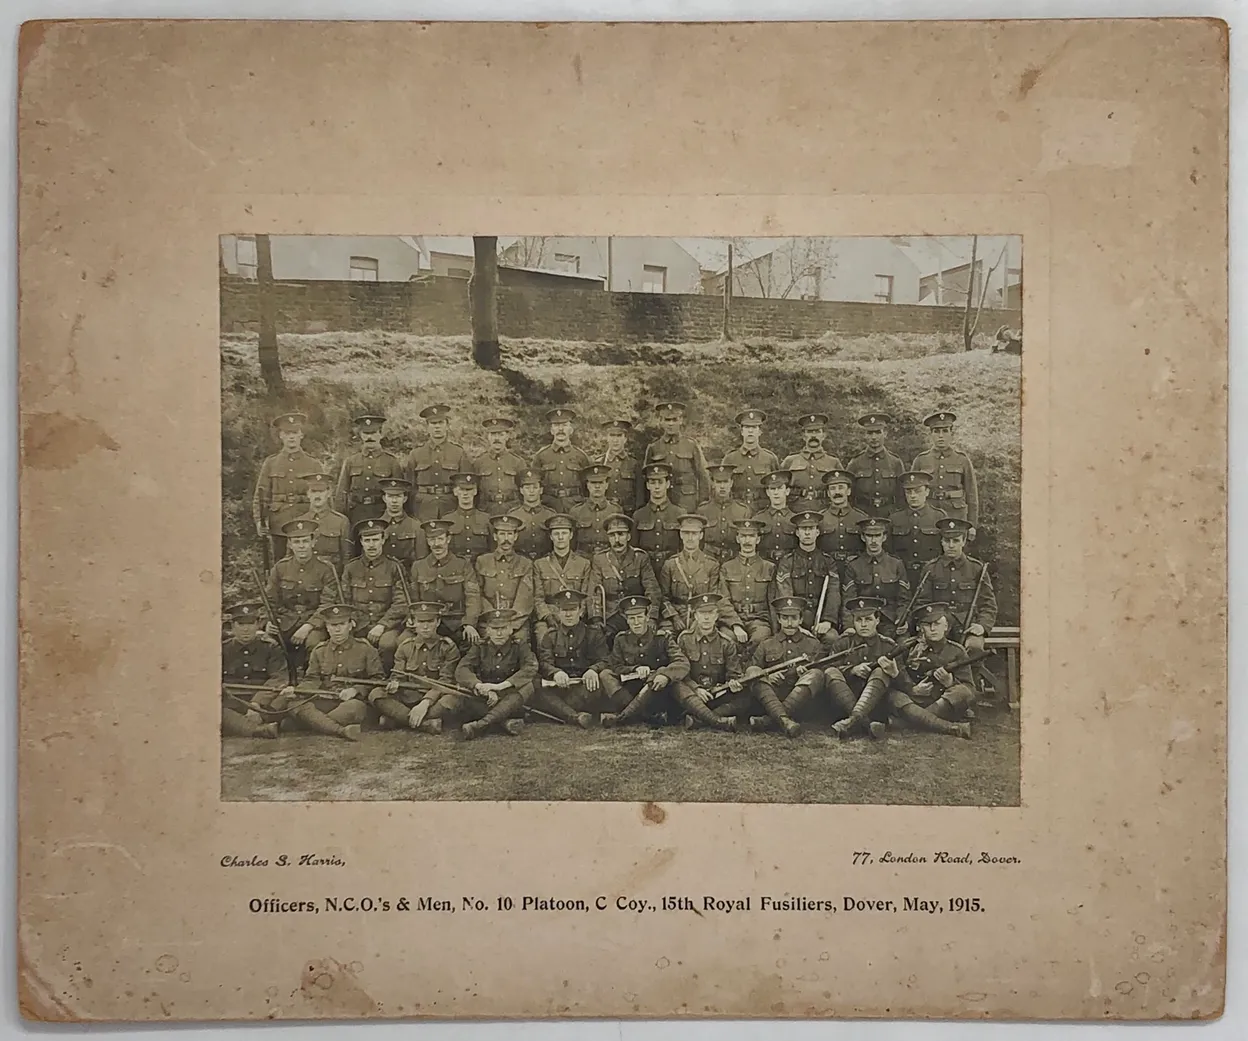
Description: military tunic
779,547,842,630
508,503,557,560
911,447,979,526
455,638,538,696
588,547,661,627
644,434,708,509
696,497,752,562
473,449,526,516
632,500,684,571
380,512,428,566
818,504,870,563
569,498,623,556
253,449,322,534
265,555,339,634
474,552,536,626
782,449,845,505
532,552,594,628
725,629,826,717
914,556,997,633
335,447,403,528
842,551,911,624
848,447,905,515
887,503,948,581
411,552,481,633
674,628,742,688
301,637,385,714
603,627,689,681
824,631,900,685
443,506,492,562
658,551,720,631
532,443,591,511
337,554,409,633
222,637,287,692
389,634,461,706
889,638,976,714
720,447,780,510
406,439,473,520
752,505,796,563
295,508,352,572
601,449,643,513
537,621,610,678
716,555,790,630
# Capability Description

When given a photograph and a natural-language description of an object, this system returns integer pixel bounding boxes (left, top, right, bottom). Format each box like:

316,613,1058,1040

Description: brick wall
220,275,1021,341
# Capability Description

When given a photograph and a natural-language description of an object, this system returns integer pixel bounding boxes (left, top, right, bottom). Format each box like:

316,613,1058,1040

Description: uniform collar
738,446,759,457
550,442,570,453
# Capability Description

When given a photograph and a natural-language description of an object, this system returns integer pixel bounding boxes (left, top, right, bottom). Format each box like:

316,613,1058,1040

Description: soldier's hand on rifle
583,670,600,693
265,621,280,637
291,623,313,645
385,678,400,695
408,701,431,728
727,678,744,693
966,623,986,637
462,625,481,645
732,625,749,644
651,673,669,690
634,665,652,680
695,686,712,704
367,624,385,644
475,682,493,698
743,665,764,681
879,656,900,679
279,685,296,699
933,666,954,687
814,620,834,636
339,687,359,702
851,662,873,679
553,670,572,688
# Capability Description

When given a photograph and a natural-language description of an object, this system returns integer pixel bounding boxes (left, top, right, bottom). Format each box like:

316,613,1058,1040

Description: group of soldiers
224,401,998,744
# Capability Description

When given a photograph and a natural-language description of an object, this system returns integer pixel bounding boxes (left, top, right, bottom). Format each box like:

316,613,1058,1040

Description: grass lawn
221,708,1020,805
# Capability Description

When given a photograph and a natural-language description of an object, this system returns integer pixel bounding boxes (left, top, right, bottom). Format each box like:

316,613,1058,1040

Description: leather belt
420,485,453,495
355,496,378,505
549,486,578,496
483,493,515,503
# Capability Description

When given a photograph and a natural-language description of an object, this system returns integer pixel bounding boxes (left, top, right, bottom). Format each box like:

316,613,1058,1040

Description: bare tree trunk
255,234,285,396
721,241,733,341
961,235,979,352
470,236,501,369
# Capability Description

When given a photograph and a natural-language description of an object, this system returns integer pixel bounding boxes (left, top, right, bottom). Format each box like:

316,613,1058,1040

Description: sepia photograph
221,233,1023,804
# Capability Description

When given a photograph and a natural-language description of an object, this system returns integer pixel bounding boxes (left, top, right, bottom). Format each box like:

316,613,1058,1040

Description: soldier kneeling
441,609,537,740
370,601,461,734
284,604,375,741
880,602,973,738
599,595,688,728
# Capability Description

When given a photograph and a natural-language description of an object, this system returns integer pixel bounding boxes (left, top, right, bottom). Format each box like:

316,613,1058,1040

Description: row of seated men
222,592,977,743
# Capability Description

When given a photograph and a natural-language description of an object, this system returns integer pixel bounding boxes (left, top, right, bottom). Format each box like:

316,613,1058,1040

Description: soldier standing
643,401,709,510
442,473,492,561
407,403,472,521
263,518,337,663
670,593,742,731
287,603,375,740
779,510,841,638
569,464,622,556
533,407,590,513
818,469,870,566
445,608,537,740
337,518,409,672
721,408,780,512
842,518,910,631
880,602,974,738
294,470,351,572
658,514,720,635
410,519,481,647
697,464,751,563
335,413,403,535
601,419,643,513
716,519,790,647
377,477,427,566
371,602,461,733
912,410,979,536
735,596,824,737
848,412,905,515
599,595,689,728
221,602,283,739
473,417,525,517
782,413,844,506
253,412,320,564
887,470,947,589
632,463,684,573
753,470,797,563
474,515,537,636
532,515,594,643
912,517,997,657
534,589,610,727
509,468,556,560
587,514,661,640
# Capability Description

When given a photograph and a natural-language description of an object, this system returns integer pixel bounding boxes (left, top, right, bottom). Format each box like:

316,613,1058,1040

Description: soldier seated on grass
287,603,375,741
534,589,610,729
221,601,283,740
599,595,690,728
819,596,902,741
670,593,741,732
879,602,973,739
370,602,461,734
446,608,537,740
734,595,824,739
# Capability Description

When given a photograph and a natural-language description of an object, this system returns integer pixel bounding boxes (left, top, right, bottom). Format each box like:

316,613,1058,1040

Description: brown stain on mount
299,958,379,1017
23,413,119,470
641,801,667,825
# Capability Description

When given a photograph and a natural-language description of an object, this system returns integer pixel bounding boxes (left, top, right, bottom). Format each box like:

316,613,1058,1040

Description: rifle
815,575,830,628
392,669,565,725
395,558,414,611
250,564,297,685
962,562,990,633
895,562,934,632
222,681,345,720
260,532,271,575
894,647,997,695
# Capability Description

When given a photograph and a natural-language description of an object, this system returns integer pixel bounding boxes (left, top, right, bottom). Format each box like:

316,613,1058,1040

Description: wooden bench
985,626,1021,704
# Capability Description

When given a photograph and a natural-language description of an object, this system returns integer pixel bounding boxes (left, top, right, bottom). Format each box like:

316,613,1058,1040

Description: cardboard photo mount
17,19,1227,1021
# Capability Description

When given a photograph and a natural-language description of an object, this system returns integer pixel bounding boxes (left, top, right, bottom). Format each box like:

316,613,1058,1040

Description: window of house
447,267,472,279
873,274,894,304
553,253,581,274
235,235,258,280
349,256,380,281
642,265,667,293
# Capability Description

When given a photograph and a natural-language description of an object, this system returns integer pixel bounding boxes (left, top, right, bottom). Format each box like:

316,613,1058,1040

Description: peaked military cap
480,608,519,626
227,601,264,622
379,477,413,493
735,408,766,425
706,464,739,480
489,515,525,532
642,462,674,480
518,467,544,486
604,512,635,531
271,412,307,431
771,595,806,614
937,517,973,535
797,413,830,430
545,406,577,422
857,517,890,536
422,518,455,536
677,513,708,529
690,592,723,609
548,589,587,607
406,601,445,621
845,596,887,616
420,404,453,420
791,510,824,527
601,418,634,433
914,601,955,624
655,401,687,416
481,416,515,432
923,410,957,428
300,469,334,490
762,469,792,488
619,595,651,614
733,518,768,535
857,412,891,430
280,517,320,538
900,470,934,488
321,603,356,623
355,518,388,537
581,464,613,481
822,468,856,487
545,513,576,531
352,413,386,431
450,472,479,488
